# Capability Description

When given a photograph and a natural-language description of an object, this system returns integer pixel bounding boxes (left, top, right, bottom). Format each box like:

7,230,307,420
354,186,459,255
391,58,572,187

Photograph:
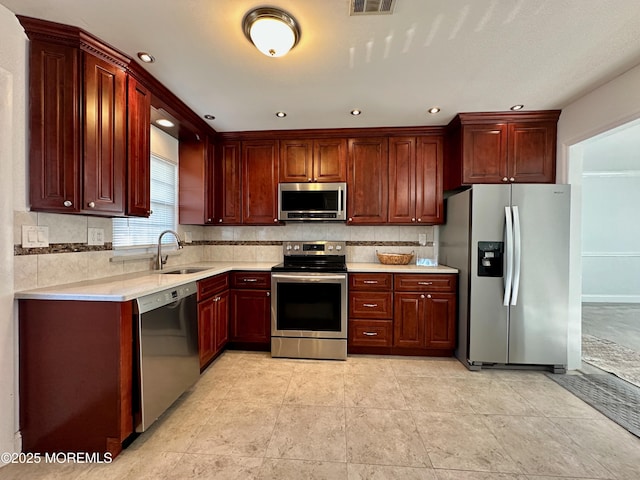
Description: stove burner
272,241,347,273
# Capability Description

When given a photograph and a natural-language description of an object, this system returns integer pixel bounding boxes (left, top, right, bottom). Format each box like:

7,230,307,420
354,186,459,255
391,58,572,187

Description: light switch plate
22,225,49,248
88,227,105,246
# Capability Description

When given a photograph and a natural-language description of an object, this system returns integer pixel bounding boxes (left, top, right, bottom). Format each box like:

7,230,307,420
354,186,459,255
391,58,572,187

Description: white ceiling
3,0,640,132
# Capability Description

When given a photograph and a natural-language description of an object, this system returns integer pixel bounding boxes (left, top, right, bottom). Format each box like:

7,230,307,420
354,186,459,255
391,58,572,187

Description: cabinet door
198,298,216,368
126,76,151,217
242,140,279,224
215,290,230,352
314,138,347,182
230,289,271,343
347,137,389,224
461,124,508,184
216,140,242,224
415,136,443,224
28,40,80,213
279,139,313,182
393,293,425,348
507,122,556,183
179,135,215,224
424,293,456,349
83,52,126,215
388,137,416,223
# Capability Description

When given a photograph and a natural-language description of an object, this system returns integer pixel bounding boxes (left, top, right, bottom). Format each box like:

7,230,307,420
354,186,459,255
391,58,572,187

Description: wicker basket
376,251,414,265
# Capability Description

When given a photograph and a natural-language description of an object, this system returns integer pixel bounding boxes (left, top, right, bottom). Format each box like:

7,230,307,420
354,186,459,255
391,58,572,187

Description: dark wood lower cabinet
348,273,457,356
198,290,229,369
18,299,133,458
229,271,271,350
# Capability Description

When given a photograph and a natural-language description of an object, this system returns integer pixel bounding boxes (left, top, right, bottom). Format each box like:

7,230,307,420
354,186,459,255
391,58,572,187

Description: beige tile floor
3,351,640,479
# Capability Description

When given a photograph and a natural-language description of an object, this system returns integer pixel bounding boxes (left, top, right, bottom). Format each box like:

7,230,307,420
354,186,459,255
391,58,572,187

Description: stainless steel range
271,241,348,360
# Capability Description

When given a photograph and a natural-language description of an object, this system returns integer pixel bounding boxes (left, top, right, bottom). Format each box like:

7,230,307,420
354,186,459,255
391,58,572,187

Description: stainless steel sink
160,267,209,275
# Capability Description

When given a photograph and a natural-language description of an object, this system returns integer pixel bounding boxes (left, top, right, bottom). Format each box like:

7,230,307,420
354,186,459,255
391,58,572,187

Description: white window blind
112,154,178,249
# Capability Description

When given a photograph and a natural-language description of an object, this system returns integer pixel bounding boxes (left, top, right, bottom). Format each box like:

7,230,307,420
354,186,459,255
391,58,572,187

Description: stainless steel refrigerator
439,184,570,373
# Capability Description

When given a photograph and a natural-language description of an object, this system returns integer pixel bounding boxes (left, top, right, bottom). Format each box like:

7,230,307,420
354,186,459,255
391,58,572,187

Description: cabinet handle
218,218,223,223
502,177,508,182
213,296,221,302
243,278,258,282
418,281,433,285
147,210,153,215
363,303,378,308
313,178,318,182
411,218,416,222
363,280,378,284
509,177,515,182
266,291,270,297
308,178,312,182
87,201,96,208
427,294,432,299
363,331,378,336
274,218,278,223
348,217,353,222
207,218,212,223
420,294,425,299
63,200,73,207
417,218,422,222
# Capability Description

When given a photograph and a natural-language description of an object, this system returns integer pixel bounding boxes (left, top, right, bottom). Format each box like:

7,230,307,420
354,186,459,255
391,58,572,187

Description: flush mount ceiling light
510,104,524,111
243,7,301,58
350,109,362,116
275,111,287,118
428,107,441,114
137,52,155,63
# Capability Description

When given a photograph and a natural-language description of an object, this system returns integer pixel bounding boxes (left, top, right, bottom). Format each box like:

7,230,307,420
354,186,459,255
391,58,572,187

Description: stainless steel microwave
278,182,347,221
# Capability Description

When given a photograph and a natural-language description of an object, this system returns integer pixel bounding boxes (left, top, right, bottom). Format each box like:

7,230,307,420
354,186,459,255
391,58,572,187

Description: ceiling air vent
351,0,396,15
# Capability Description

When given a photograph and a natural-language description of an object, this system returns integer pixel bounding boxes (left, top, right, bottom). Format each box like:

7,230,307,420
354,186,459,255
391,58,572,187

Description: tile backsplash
13,211,436,291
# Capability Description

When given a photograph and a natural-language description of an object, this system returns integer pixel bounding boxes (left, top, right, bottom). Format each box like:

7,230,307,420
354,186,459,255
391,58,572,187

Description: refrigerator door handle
511,206,522,305
503,206,514,306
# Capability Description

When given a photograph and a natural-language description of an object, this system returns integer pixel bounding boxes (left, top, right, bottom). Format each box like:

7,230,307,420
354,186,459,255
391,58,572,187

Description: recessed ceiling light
350,109,362,116
510,104,524,111
155,118,174,128
428,107,441,114
275,111,287,118
137,52,155,63
204,114,215,120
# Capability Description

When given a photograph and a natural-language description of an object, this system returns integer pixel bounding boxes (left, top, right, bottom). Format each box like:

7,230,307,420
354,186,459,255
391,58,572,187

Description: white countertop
14,261,458,302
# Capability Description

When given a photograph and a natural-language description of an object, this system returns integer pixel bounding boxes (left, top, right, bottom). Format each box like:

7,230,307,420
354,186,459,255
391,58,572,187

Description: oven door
271,272,347,339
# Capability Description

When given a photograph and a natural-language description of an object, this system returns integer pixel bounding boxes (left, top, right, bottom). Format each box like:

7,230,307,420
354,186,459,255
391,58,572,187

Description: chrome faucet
155,230,183,270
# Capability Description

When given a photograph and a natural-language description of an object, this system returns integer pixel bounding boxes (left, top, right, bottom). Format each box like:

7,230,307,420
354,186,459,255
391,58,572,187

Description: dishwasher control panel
135,282,197,314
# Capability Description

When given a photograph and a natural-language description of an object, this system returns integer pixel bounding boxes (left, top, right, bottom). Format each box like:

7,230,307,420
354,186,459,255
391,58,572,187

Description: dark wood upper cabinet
388,135,443,225
216,140,242,224
126,76,151,217
445,111,560,189
347,137,389,224
279,138,347,183
179,134,215,224
27,40,81,213
242,140,279,225
83,52,126,215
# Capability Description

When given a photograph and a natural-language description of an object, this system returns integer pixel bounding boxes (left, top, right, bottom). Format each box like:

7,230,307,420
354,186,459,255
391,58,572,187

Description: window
112,153,178,249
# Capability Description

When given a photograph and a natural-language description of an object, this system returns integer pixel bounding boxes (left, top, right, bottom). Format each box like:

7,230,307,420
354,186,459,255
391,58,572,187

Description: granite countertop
14,261,458,302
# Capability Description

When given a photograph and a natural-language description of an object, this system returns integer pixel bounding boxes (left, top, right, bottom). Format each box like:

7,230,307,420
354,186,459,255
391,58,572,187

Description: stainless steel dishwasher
134,282,199,432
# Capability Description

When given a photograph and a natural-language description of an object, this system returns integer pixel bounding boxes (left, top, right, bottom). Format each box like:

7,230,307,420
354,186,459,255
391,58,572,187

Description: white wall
557,63,640,370
0,5,26,464
581,120,640,302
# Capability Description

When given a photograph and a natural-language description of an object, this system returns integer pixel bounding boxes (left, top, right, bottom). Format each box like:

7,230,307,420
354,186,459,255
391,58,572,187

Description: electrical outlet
418,233,427,246
88,227,105,246
184,231,193,244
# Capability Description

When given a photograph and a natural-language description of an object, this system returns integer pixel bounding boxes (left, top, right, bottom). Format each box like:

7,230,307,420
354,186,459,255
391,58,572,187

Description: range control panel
283,241,346,256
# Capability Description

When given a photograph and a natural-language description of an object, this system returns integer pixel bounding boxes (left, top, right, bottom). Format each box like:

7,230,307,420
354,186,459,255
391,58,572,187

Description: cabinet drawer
349,320,393,347
349,273,393,291
231,271,271,289
394,274,457,292
198,273,229,301
349,292,393,319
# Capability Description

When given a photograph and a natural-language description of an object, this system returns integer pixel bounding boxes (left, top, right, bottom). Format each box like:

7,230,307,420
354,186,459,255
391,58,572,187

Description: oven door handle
272,273,347,282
